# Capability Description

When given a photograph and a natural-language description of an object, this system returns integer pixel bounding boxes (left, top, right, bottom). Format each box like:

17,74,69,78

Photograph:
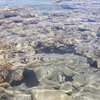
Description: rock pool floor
0,3,100,100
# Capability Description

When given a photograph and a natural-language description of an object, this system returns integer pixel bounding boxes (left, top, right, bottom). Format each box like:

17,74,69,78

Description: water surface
0,0,100,14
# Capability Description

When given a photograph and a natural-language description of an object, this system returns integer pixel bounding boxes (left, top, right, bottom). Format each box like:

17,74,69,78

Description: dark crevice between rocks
64,75,73,82
87,57,98,68
4,13,18,18
60,4,75,10
10,68,39,87
66,92,72,96
10,80,23,86
96,33,100,37
22,68,39,87
87,19,96,22
35,44,76,54
74,52,98,69
78,28,87,32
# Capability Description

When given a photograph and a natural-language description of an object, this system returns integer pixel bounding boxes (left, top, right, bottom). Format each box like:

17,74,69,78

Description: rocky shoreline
0,6,100,100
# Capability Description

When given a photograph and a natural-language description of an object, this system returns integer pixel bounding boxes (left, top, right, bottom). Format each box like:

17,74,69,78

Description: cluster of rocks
0,6,100,100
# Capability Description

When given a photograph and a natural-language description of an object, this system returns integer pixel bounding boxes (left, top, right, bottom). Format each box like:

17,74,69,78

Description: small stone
0,82,10,88
72,81,82,89
16,43,22,51
16,42,29,52
60,82,73,93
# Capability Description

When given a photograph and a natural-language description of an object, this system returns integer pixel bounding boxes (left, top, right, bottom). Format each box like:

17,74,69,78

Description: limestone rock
31,89,71,100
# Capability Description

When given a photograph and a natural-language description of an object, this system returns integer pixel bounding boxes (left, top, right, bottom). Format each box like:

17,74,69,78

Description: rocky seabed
0,3,100,100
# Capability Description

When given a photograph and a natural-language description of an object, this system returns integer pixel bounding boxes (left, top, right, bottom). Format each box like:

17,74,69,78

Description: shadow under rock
35,42,76,54
87,57,98,68
10,68,39,88
22,68,39,87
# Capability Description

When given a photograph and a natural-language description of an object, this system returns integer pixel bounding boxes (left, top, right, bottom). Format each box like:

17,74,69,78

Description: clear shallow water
0,0,100,14
0,0,68,13
0,0,53,7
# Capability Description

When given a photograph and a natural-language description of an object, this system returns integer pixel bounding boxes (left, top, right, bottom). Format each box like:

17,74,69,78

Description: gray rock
31,89,71,100
83,84,100,95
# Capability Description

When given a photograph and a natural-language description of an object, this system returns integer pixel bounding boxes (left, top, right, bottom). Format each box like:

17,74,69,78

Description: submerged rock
14,94,31,100
31,89,71,100
0,4,99,100
60,82,73,93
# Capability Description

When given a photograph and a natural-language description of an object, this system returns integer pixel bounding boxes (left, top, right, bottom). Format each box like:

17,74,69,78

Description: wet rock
83,84,100,95
0,4,99,100
82,92,100,100
6,67,39,87
0,88,14,100
35,65,74,85
31,89,71,100
60,82,73,93
8,68,23,86
47,70,73,83
14,94,31,100
0,83,10,89
72,74,87,87
72,81,82,89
